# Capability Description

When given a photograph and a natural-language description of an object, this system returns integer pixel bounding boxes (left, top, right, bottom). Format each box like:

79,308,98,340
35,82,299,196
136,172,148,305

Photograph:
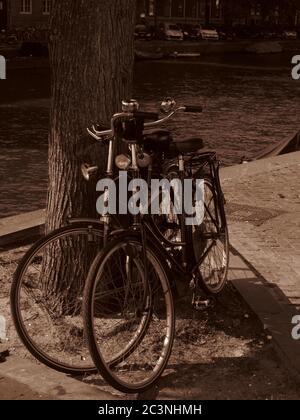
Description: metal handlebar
87,106,188,142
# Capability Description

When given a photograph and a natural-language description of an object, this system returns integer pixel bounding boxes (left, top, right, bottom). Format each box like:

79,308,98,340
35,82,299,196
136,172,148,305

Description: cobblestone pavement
222,151,300,310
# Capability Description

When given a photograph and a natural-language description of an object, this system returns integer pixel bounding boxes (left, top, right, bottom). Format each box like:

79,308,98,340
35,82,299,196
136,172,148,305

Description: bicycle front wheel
83,234,175,394
11,223,105,375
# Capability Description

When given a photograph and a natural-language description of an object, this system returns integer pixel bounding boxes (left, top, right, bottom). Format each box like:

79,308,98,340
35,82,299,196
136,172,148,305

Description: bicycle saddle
143,130,173,152
169,137,204,155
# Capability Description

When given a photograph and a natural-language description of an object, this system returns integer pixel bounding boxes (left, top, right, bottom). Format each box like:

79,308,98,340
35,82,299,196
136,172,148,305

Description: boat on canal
244,130,300,162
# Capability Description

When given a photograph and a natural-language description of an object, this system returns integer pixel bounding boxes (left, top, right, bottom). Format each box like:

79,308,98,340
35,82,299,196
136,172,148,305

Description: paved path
0,374,53,400
0,356,120,400
222,151,300,377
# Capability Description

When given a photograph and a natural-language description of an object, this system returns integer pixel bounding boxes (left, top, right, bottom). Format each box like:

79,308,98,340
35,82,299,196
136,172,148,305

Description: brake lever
92,124,112,136
87,127,102,141
92,124,104,134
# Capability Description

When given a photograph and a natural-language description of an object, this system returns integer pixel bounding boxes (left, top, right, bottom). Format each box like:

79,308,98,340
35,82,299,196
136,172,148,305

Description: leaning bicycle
10,98,197,375
83,99,229,393
10,102,168,375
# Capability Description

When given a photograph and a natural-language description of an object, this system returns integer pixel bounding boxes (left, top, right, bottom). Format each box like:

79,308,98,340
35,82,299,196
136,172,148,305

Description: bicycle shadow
137,351,285,400
73,246,300,400
137,247,300,400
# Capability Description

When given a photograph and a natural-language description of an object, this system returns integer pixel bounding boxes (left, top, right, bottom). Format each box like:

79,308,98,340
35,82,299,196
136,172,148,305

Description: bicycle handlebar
87,104,202,141
184,105,203,113
134,111,160,120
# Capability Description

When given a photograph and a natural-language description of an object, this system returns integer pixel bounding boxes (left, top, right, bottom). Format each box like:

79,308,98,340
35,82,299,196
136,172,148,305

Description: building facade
3,0,224,30
223,0,300,27
1,1,299,32
136,0,224,25
137,0,300,27
2,0,51,30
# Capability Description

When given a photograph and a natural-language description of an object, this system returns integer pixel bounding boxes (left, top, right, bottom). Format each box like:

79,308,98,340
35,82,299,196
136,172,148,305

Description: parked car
179,24,200,41
282,29,297,40
197,26,219,41
261,29,279,39
217,26,236,41
158,22,184,41
134,24,152,40
19,41,49,57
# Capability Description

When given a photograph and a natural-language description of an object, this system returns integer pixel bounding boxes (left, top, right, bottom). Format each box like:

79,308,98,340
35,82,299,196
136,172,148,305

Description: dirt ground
1,245,300,400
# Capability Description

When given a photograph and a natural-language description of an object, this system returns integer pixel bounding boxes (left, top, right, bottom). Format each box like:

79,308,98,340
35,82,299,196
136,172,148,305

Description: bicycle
10,98,195,375
10,101,165,375
83,99,229,393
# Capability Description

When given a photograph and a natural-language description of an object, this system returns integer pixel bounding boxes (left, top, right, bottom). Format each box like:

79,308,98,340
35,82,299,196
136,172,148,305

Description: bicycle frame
134,151,227,278
87,101,226,274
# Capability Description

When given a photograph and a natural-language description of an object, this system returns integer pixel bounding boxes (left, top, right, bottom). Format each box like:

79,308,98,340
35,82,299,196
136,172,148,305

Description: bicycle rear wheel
192,177,229,294
10,223,105,375
83,234,175,394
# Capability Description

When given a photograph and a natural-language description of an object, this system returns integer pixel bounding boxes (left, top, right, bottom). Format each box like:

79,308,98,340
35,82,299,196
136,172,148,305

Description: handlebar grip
184,106,203,113
133,111,159,121
93,123,110,131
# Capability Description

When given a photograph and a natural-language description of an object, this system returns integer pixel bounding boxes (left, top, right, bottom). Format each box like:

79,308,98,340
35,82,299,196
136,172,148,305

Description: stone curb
0,356,121,400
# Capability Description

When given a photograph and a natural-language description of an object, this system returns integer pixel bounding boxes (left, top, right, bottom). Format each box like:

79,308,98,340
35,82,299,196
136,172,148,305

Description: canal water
0,53,299,218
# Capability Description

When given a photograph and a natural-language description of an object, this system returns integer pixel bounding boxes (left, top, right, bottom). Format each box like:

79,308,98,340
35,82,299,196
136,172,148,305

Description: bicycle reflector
115,154,131,170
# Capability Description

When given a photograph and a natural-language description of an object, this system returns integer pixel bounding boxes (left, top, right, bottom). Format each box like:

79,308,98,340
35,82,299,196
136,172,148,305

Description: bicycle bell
160,97,176,114
122,99,140,113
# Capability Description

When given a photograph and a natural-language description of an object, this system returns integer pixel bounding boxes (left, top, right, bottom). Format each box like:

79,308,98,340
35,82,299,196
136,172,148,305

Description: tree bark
44,0,136,304
47,0,136,231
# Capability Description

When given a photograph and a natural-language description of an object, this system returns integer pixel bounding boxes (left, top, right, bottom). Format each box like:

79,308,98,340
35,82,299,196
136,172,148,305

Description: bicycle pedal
192,296,214,311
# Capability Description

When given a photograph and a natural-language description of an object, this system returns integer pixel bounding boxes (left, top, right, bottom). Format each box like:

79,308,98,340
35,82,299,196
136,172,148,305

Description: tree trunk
44,0,136,304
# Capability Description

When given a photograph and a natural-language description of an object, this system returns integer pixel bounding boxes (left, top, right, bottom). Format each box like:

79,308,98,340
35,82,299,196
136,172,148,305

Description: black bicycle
10,100,172,375
10,98,207,376
83,99,229,393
